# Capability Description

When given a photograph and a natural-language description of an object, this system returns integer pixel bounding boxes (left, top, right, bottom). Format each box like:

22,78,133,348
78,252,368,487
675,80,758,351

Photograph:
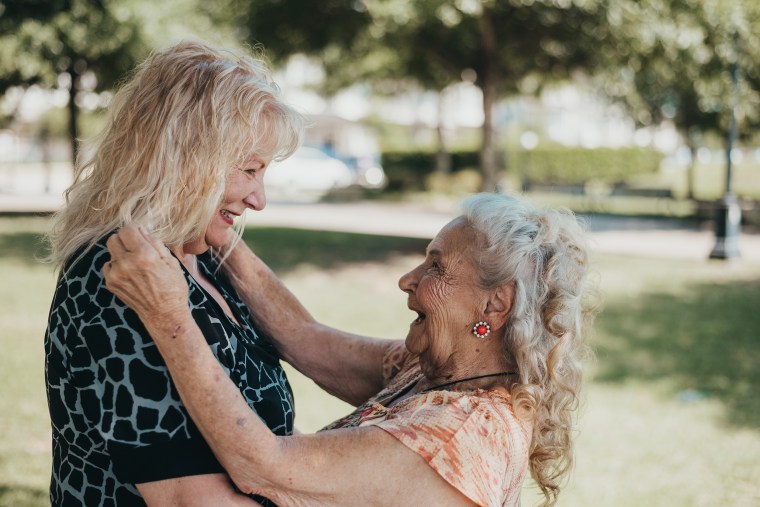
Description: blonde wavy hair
48,39,305,269
462,193,598,507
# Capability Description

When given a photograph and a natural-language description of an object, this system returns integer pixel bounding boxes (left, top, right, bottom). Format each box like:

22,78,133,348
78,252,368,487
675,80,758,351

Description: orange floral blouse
323,342,531,507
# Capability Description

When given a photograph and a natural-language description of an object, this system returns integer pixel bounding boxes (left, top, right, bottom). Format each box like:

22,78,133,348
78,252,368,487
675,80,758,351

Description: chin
181,238,210,256
204,231,231,251
404,333,425,356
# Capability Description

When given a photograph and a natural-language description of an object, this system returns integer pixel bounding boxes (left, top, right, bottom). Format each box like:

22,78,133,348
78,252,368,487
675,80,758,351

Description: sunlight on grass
1,216,759,506
522,383,760,506
0,216,57,506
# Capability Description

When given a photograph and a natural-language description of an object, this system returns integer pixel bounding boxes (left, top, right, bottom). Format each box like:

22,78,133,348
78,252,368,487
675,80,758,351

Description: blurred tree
321,23,457,174
417,1,619,190
210,0,612,191
0,0,69,39
598,0,760,198
202,0,372,64
0,0,147,164
363,1,614,190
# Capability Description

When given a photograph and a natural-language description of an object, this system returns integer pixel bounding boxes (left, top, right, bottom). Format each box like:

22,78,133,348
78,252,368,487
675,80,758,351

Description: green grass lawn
1,216,759,506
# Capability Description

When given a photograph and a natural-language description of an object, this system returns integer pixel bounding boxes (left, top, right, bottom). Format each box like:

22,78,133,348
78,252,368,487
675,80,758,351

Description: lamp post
709,33,741,260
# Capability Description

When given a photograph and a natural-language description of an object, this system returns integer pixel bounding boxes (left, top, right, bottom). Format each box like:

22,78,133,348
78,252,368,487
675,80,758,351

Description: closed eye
242,164,265,177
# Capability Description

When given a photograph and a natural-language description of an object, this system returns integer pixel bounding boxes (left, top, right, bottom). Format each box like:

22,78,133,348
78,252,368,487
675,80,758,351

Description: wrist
141,304,195,344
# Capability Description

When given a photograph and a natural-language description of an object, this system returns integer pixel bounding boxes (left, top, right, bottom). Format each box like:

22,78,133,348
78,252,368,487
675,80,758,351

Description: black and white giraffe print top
45,235,294,506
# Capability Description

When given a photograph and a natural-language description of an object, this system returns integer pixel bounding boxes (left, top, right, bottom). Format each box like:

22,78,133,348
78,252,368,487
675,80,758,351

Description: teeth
221,209,232,219
414,312,426,324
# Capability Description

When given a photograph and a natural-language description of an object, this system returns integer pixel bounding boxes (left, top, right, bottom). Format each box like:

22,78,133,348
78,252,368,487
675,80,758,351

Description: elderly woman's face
183,154,269,255
398,217,487,375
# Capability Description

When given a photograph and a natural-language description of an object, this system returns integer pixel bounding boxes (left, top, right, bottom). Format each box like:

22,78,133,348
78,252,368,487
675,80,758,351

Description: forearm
133,333,470,507
138,473,265,506
224,239,392,404
229,428,476,507
102,228,470,506
141,309,281,495
135,315,473,507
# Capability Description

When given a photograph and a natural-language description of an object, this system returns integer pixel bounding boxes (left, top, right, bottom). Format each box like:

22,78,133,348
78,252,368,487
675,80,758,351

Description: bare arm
222,237,394,405
137,473,263,506
104,228,473,507
133,310,470,507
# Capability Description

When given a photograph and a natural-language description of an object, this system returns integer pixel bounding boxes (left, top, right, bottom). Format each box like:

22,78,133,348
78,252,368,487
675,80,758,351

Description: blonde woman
105,193,598,506
44,40,304,506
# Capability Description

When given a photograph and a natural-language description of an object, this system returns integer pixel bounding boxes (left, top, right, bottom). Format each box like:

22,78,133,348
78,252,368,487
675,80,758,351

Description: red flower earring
472,321,491,338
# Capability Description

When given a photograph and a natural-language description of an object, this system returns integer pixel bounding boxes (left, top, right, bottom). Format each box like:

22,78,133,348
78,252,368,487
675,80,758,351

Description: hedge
380,151,481,191
380,147,662,191
514,147,662,185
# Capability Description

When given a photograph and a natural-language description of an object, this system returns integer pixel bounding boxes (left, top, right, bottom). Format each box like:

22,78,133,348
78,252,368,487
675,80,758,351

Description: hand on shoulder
103,225,189,325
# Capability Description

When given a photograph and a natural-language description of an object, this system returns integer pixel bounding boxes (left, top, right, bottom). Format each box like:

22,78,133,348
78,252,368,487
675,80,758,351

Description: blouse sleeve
374,392,531,507
56,242,223,483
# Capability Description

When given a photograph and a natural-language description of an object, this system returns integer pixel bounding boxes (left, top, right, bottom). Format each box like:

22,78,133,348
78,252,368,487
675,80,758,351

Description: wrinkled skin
103,216,515,506
399,217,510,384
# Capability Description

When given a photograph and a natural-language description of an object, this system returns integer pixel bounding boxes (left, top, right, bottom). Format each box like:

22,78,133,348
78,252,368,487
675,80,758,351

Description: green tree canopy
223,0,612,190
595,0,760,196
370,0,611,190
201,0,372,65
0,0,147,162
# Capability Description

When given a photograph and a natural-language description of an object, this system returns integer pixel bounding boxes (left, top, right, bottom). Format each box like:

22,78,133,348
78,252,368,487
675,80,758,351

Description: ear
483,282,515,329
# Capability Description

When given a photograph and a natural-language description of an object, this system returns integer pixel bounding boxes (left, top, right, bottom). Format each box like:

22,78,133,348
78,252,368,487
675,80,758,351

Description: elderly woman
104,193,597,507
44,40,304,505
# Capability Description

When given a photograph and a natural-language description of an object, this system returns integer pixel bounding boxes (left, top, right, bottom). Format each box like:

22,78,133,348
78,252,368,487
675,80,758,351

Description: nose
244,181,267,211
398,265,420,294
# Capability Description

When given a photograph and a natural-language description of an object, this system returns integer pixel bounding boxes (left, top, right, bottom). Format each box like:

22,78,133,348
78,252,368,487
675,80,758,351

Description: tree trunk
686,141,696,201
40,125,52,193
478,10,498,192
67,63,80,168
479,72,497,192
435,90,451,174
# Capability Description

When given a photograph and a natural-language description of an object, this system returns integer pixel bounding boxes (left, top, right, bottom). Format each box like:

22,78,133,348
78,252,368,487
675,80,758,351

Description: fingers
107,225,170,262
102,226,189,313
117,225,151,254
105,232,130,260
102,257,113,277
139,227,172,260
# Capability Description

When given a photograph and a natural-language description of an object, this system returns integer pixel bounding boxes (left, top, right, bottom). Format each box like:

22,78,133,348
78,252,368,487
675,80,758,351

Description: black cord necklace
421,371,517,393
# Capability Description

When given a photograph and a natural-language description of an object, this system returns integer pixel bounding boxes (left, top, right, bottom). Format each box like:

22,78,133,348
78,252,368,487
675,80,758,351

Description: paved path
2,193,759,262
250,200,760,262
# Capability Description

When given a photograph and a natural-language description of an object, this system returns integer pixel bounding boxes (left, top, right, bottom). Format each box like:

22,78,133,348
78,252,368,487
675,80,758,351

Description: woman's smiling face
182,154,269,255
398,217,488,378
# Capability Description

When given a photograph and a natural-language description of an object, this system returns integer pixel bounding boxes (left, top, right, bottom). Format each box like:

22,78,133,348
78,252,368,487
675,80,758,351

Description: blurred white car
265,146,355,199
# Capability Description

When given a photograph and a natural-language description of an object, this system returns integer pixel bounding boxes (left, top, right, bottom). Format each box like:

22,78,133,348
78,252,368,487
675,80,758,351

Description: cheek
222,187,243,204
423,281,481,332
421,294,456,341
223,172,254,203
420,280,455,315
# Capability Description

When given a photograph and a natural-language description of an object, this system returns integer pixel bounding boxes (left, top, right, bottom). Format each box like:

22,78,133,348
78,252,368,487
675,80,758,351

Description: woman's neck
419,335,516,393
172,247,199,277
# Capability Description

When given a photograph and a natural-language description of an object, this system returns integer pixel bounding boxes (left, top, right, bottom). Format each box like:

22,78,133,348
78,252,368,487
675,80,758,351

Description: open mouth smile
219,209,237,225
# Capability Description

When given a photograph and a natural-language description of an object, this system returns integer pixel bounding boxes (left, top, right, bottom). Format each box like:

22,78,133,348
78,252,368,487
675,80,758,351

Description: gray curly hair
462,192,599,507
